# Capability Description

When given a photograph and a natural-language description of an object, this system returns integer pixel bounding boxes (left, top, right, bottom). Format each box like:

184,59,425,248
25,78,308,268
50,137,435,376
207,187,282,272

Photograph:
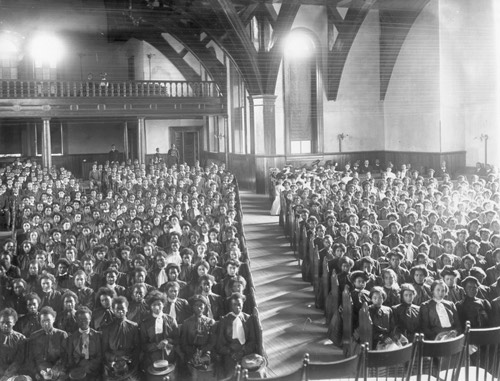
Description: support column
41,118,52,169
249,94,278,194
249,95,277,155
137,117,146,164
123,121,130,161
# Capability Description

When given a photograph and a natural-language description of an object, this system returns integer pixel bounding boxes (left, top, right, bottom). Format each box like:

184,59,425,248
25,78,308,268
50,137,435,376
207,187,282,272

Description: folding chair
241,354,308,381
305,352,361,380
358,342,418,381
464,323,500,381
415,329,469,381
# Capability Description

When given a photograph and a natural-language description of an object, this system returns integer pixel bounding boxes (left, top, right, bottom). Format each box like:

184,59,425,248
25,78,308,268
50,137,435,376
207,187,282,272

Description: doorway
171,126,203,166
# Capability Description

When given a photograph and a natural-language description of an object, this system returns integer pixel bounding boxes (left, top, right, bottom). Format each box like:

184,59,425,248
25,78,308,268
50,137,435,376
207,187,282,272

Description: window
0,59,18,79
283,30,321,155
35,121,64,156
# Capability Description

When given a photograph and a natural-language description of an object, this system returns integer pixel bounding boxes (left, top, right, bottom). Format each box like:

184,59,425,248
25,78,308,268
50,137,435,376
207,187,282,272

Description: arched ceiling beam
142,33,202,83
104,1,227,93
259,0,301,95
326,0,377,101
379,0,430,100
207,0,263,95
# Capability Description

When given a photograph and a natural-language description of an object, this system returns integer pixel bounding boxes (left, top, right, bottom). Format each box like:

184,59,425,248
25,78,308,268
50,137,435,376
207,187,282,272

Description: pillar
41,117,52,169
123,121,129,161
248,95,277,155
248,94,278,194
137,117,146,164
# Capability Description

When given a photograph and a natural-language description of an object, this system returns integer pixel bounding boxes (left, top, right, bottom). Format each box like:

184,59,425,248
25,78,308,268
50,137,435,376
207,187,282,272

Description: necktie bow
230,313,246,345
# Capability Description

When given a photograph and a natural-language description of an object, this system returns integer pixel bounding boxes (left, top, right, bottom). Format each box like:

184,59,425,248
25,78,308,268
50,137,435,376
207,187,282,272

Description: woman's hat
147,360,175,376
350,270,370,283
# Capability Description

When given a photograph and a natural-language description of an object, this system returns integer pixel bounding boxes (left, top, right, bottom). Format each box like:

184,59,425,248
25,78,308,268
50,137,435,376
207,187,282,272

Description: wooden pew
342,285,353,356
313,246,321,308
358,302,372,351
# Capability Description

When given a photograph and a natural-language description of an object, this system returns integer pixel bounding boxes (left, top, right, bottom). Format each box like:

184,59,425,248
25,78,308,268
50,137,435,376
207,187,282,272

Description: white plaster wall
146,119,203,154
325,9,384,152
384,0,441,152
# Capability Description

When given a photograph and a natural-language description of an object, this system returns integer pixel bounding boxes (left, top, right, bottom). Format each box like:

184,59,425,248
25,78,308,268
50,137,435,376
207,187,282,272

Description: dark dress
15,311,42,338
180,314,217,366
0,330,26,379
101,317,141,380
216,312,258,378
456,296,492,330
392,302,420,342
91,307,114,331
27,328,68,379
66,328,102,378
418,299,461,340
139,313,179,370
368,304,396,349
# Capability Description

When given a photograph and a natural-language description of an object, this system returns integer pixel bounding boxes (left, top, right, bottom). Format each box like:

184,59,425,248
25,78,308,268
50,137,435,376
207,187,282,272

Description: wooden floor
240,191,344,377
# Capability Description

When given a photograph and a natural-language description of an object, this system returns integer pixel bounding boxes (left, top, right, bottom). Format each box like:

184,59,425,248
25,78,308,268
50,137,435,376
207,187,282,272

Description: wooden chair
464,324,500,381
241,354,308,381
305,352,361,380
415,329,468,381
358,342,418,381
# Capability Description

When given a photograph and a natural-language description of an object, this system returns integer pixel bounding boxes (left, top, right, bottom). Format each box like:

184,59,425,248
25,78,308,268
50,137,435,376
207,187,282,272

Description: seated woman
139,291,180,373
91,287,116,331
66,306,102,380
456,276,492,329
101,296,140,381
216,292,257,379
4,278,29,316
71,270,95,310
127,283,150,324
180,295,217,375
161,281,191,325
199,274,224,321
368,286,397,350
392,283,420,343
419,279,461,340
0,308,27,380
14,292,42,337
26,306,68,380
224,276,253,315
55,290,79,334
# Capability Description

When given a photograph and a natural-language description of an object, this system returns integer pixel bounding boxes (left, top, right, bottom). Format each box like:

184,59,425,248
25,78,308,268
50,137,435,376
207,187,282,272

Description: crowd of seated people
272,158,500,352
0,158,264,381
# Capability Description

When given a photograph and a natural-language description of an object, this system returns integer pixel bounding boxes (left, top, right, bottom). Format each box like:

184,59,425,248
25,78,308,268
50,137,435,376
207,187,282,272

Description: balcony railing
0,80,222,99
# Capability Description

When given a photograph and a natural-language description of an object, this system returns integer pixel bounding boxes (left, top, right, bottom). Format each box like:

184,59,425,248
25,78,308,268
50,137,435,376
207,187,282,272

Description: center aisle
239,190,344,377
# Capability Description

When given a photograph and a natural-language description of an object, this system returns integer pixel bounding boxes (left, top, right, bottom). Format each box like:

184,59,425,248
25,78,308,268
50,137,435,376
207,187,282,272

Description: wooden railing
0,80,222,99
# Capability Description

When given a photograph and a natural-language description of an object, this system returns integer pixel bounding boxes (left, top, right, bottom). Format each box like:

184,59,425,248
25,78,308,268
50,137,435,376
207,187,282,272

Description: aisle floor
239,190,344,377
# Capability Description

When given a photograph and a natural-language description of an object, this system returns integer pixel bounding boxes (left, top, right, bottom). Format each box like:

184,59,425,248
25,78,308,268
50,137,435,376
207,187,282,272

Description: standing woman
216,292,257,379
419,279,461,340
167,144,180,167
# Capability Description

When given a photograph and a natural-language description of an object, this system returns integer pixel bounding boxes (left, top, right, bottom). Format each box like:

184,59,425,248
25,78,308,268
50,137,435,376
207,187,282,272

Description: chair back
241,354,307,381
305,352,360,380
416,330,468,381
466,323,500,381
359,342,417,381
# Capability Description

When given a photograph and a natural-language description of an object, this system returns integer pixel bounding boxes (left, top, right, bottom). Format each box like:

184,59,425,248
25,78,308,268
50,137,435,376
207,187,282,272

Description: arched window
283,30,322,155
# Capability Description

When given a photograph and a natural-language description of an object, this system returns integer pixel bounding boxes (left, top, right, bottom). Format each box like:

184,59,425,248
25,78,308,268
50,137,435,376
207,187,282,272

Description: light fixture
29,32,65,66
284,30,314,58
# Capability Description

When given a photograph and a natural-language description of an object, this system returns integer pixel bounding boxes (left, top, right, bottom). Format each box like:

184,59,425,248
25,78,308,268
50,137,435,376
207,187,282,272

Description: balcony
0,80,225,118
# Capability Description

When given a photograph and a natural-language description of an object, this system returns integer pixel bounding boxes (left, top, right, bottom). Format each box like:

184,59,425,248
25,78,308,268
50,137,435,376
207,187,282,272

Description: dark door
172,129,200,166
